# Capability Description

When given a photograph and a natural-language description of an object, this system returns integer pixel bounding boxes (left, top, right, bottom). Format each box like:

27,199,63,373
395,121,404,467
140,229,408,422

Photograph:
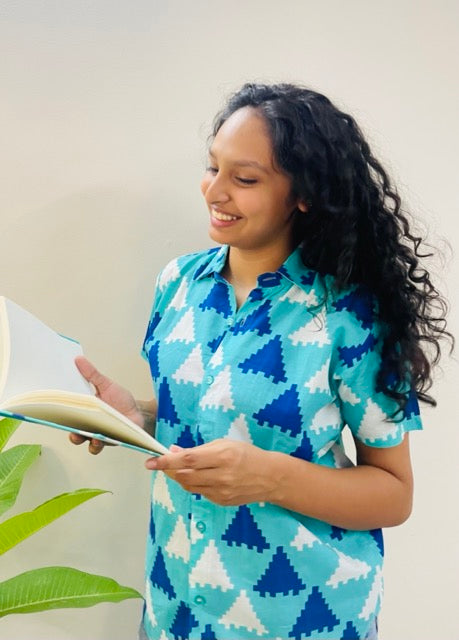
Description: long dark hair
212,82,453,414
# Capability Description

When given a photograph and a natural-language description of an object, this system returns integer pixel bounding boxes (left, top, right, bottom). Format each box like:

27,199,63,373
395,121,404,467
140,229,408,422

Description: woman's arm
146,434,413,530
136,399,158,437
268,435,413,529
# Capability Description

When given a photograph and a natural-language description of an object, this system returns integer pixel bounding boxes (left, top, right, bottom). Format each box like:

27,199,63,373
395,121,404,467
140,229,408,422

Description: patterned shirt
141,245,422,640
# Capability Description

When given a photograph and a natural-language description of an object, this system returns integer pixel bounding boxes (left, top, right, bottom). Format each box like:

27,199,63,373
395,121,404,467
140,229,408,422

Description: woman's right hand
69,355,144,455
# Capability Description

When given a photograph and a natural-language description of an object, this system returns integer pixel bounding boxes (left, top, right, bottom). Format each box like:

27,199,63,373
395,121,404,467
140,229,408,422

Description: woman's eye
237,177,257,185
206,166,218,174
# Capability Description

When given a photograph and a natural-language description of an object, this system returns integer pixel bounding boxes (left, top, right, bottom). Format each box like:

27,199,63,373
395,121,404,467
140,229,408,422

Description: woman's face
201,107,303,258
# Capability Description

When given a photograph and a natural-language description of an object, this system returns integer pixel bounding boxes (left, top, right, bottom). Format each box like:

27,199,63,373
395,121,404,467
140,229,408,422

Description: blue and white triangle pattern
140,247,421,639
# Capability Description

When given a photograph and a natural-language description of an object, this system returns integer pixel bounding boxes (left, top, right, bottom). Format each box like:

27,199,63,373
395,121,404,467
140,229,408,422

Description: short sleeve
141,273,163,362
331,307,422,448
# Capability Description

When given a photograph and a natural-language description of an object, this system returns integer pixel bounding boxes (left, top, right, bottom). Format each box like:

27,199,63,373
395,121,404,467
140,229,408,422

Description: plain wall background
1,1,458,638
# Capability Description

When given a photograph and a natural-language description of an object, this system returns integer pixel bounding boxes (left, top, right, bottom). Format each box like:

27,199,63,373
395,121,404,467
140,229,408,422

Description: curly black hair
212,82,454,415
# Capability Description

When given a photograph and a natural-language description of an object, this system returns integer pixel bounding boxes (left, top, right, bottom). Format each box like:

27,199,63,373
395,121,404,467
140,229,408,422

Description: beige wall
1,1,458,638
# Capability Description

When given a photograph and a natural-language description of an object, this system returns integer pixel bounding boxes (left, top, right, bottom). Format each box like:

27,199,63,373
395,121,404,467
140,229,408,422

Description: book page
0,298,92,403
2,392,167,454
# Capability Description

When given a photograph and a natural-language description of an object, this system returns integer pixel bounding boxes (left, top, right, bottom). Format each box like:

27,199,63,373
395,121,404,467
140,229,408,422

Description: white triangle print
358,567,383,621
169,278,188,310
219,589,267,634
190,517,205,544
189,539,233,592
152,472,175,514
165,515,190,562
158,258,180,290
165,308,195,344
280,283,318,307
172,345,205,386
338,380,361,405
304,359,330,393
326,550,371,588
145,581,157,627
225,414,252,443
209,343,224,368
199,365,235,412
288,313,331,348
290,524,319,550
357,399,397,442
310,403,341,434
159,631,169,640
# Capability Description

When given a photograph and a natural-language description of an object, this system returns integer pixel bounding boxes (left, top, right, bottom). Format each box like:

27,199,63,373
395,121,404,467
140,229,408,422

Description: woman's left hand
145,439,277,506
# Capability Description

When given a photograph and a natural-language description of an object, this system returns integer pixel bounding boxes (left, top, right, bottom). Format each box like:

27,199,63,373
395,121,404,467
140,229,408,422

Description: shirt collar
193,244,317,293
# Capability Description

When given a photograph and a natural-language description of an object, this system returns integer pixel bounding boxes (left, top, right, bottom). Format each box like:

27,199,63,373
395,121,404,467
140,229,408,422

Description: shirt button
205,375,214,385
196,521,206,533
194,595,206,605
227,317,234,326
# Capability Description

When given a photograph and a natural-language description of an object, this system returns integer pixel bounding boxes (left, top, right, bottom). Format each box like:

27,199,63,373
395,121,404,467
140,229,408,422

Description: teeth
212,209,239,222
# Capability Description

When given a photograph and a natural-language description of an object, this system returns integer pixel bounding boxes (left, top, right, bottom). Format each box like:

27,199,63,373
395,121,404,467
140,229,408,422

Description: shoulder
156,247,223,292
319,276,384,346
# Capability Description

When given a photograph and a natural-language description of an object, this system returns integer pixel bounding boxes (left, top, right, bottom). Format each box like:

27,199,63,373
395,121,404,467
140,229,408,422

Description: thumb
74,356,110,395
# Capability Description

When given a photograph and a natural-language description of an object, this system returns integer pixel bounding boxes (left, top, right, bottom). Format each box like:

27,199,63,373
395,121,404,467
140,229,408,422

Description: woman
72,83,452,639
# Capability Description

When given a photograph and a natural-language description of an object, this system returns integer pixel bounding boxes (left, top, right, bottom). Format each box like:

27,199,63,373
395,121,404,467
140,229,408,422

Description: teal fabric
141,245,421,639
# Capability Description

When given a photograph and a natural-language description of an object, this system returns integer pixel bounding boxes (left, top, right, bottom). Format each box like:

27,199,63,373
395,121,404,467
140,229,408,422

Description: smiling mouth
211,208,240,222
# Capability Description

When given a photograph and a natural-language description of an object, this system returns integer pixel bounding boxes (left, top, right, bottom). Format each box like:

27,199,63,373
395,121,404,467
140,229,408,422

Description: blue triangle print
199,280,232,318
292,431,314,462
238,335,287,383
149,507,156,543
338,332,377,368
157,379,179,426
330,525,347,541
342,621,360,639
207,333,224,353
254,546,306,597
147,340,160,379
221,505,270,552
201,624,218,640
146,311,162,339
169,601,199,639
333,287,375,329
369,528,384,556
289,586,339,637
150,547,176,600
177,425,205,448
404,388,420,419
253,385,302,437
232,300,272,336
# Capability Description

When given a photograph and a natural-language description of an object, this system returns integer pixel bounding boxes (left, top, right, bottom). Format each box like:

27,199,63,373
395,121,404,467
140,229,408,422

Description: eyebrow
208,149,270,174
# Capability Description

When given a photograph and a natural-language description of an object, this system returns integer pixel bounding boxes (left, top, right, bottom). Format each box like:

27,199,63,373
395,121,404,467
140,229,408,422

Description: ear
297,200,308,213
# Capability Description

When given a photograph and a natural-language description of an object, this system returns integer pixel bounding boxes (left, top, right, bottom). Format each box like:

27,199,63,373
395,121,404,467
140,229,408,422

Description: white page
0,297,92,403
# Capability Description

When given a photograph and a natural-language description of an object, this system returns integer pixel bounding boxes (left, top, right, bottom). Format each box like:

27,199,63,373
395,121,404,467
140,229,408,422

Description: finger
145,447,216,471
75,356,111,395
69,433,87,445
169,444,184,453
88,438,105,455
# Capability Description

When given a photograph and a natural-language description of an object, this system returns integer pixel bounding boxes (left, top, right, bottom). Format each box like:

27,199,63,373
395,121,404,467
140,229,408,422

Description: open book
0,296,168,456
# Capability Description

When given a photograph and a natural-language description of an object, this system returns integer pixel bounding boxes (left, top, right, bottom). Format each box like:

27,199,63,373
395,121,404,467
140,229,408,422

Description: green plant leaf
0,566,142,617
0,444,41,518
0,489,108,555
0,418,21,452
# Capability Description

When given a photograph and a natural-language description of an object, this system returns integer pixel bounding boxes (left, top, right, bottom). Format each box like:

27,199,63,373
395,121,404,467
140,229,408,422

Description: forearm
268,451,413,530
136,398,158,437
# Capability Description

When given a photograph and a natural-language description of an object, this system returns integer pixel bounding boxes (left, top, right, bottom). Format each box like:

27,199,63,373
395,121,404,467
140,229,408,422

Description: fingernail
145,458,158,469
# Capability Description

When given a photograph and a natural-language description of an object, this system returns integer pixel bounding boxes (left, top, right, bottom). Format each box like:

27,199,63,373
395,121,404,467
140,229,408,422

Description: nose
201,171,230,205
